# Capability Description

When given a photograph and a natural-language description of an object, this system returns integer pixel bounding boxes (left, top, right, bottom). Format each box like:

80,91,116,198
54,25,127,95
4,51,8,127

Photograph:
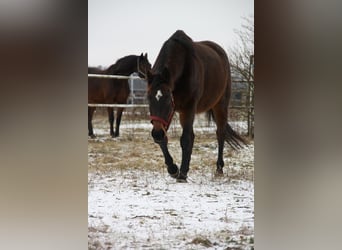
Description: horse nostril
151,129,165,142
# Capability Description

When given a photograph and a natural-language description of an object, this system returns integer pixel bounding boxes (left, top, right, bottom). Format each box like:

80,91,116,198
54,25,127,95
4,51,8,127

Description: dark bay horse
147,30,246,182
88,53,151,138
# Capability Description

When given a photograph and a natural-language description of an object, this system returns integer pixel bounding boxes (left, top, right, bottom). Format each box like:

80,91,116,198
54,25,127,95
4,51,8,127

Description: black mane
170,30,195,55
153,30,195,74
106,55,137,75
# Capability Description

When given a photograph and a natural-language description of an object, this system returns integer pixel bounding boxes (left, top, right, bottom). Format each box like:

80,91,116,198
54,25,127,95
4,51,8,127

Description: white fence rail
88,73,254,137
87,73,252,111
88,73,148,106
88,74,141,80
88,104,148,108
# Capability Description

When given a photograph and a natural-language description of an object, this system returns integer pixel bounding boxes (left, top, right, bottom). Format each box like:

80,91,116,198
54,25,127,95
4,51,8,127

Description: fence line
87,74,253,109
87,103,252,109
88,73,254,137
87,74,254,109
88,74,142,80
88,104,148,108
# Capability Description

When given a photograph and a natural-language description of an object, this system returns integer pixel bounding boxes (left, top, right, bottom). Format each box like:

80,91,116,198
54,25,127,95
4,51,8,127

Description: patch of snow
88,169,254,249
89,116,254,249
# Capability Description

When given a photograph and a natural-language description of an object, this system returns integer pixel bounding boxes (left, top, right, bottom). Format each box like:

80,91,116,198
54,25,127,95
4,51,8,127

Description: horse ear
144,53,148,59
140,53,144,58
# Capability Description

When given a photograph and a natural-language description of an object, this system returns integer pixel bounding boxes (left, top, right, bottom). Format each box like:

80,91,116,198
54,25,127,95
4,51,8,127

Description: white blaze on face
155,89,163,101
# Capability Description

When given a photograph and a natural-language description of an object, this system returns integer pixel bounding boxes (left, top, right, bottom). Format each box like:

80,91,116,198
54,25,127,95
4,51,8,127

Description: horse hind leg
210,107,227,176
114,107,124,137
211,105,247,176
107,107,115,137
215,127,225,176
88,107,96,138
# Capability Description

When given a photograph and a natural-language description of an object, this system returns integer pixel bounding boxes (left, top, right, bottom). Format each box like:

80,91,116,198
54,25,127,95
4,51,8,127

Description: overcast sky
88,0,253,67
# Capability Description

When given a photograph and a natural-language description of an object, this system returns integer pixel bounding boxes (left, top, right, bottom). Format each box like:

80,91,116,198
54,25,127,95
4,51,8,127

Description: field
88,110,254,249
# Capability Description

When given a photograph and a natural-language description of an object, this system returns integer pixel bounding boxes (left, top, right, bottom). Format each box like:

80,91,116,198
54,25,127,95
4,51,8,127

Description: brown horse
147,30,246,182
88,53,151,138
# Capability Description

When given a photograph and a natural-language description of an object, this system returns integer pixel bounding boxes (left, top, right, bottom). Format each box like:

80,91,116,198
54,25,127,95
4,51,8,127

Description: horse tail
225,123,247,150
206,110,214,126
207,109,247,150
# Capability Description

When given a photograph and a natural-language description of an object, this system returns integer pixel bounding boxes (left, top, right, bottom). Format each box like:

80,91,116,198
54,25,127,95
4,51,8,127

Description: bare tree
229,15,254,137
229,15,254,81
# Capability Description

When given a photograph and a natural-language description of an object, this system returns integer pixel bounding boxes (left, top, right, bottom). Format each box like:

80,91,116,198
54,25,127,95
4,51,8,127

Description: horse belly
194,42,229,113
196,70,228,113
88,80,114,103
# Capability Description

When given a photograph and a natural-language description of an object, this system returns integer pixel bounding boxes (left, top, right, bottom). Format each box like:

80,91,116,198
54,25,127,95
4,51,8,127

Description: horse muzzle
151,128,166,143
150,119,168,143
150,107,175,143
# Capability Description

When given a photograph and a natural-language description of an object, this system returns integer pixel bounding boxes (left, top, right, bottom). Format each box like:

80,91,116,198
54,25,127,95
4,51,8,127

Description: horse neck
106,57,137,76
154,44,187,89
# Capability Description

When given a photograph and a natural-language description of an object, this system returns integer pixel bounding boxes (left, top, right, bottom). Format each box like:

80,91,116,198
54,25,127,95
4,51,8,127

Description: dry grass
88,131,254,182
88,113,254,249
89,111,254,183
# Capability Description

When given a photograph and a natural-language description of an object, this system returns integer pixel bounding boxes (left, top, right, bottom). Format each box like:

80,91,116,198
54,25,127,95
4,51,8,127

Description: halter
150,94,175,132
137,56,147,79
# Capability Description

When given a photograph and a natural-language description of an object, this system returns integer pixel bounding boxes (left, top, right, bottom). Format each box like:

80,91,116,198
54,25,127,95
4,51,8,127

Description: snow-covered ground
88,114,254,249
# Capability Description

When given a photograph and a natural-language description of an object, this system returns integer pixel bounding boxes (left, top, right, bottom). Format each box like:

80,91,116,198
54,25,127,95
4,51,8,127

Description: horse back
195,41,230,82
191,41,231,112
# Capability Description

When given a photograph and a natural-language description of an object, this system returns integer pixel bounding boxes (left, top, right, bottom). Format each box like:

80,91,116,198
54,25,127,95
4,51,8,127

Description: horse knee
180,131,194,149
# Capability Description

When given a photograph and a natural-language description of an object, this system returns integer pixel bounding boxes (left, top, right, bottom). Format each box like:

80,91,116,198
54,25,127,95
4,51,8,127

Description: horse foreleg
107,107,115,137
178,127,195,181
114,107,124,137
158,140,179,178
178,112,195,181
88,107,96,138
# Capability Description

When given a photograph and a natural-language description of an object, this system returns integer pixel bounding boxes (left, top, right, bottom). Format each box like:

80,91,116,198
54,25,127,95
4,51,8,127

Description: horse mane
153,30,195,74
170,30,195,55
106,55,137,75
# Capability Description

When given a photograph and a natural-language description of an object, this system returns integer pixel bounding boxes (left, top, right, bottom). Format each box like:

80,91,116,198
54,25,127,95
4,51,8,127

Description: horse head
137,53,151,79
147,67,175,143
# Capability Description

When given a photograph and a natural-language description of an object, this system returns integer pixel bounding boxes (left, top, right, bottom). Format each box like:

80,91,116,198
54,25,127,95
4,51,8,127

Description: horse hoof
169,167,179,179
215,168,224,177
89,134,96,139
176,178,188,183
176,172,188,182
168,164,179,178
